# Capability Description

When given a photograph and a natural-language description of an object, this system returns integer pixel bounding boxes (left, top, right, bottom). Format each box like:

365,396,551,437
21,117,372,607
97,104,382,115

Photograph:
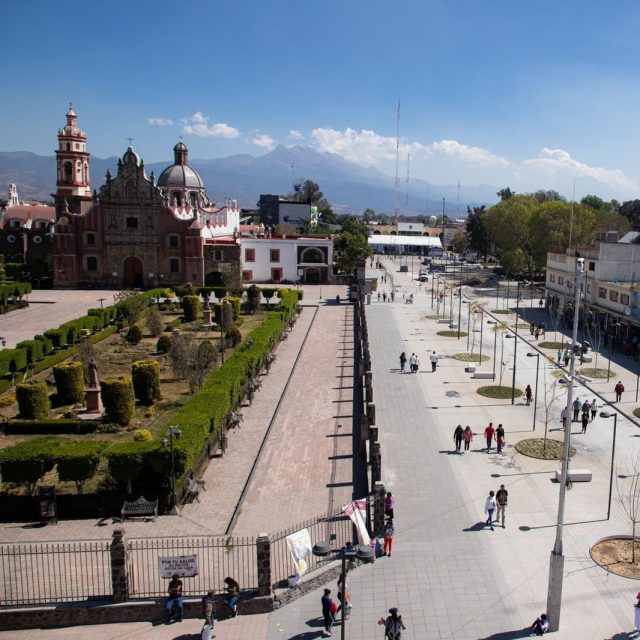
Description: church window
9,219,21,229
245,248,255,262
85,232,95,245
66,143,70,151
75,143,79,150
172,192,182,206
86,256,98,271
126,217,138,229
169,235,179,248
33,235,43,244
170,258,180,273
63,162,73,184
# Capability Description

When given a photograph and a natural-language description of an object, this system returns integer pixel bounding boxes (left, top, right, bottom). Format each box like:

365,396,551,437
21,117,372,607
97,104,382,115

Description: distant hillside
0,146,499,214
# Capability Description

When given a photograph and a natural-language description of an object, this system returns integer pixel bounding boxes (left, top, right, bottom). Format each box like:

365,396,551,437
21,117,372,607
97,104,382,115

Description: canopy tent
368,234,442,249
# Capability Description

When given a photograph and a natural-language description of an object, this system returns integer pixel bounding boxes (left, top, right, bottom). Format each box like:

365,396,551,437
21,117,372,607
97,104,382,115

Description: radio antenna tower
405,152,411,215
457,180,460,217
394,99,401,223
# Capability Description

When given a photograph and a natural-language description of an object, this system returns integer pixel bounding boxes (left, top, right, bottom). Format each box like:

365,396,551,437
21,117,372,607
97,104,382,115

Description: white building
239,235,333,284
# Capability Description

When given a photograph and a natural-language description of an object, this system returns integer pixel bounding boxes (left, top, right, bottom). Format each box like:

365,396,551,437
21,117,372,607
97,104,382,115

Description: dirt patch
591,537,640,579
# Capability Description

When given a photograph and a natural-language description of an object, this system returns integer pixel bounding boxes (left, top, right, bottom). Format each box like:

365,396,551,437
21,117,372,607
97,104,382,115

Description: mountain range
0,145,499,216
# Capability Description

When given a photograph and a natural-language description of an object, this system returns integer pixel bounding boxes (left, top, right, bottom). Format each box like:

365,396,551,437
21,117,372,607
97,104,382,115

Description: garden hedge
126,325,142,345
53,361,85,405
4,419,97,435
16,339,44,365
182,295,201,322
100,376,135,426
157,334,172,354
0,438,57,495
16,380,49,419
55,441,105,494
132,360,161,405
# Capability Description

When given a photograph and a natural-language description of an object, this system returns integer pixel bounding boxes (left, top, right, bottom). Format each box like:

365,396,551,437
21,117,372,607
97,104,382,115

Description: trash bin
39,485,57,524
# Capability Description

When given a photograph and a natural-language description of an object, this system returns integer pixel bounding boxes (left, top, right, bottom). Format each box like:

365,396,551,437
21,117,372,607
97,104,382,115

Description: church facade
52,107,241,289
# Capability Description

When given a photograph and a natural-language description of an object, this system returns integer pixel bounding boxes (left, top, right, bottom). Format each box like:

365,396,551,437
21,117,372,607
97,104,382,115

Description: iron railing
270,511,354,586
0,540,112,606
126,535,257,599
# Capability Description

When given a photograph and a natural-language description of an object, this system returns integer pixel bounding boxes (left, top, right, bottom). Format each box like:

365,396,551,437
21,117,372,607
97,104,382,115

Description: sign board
286,528,312,577
158,555,199,578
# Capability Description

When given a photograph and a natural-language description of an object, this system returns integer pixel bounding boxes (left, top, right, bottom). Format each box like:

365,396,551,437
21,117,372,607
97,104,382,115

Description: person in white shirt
484,490,496,531
590,399,598,422
409,353,417,373
430,351,439,372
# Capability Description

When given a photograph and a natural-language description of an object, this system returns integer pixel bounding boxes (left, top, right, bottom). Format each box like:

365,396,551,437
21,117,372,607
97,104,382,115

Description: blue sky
3,0,640,201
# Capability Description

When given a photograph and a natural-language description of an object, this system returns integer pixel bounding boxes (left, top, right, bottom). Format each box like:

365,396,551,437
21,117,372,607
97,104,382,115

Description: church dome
157,164,205,190
122,146,140,166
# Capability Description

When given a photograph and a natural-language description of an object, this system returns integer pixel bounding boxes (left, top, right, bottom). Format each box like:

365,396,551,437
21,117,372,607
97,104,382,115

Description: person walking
383,519,395,557
582,400,590,416
399,352,407,373
454,424,464,452
430,350,439,372
382,292,387,303
336,572,351,616
615,380,625,402
557,348,562,364
563,350,570,367
463,426,473,452
378,608,407,639
390,290,395,302
525,385,532,406
560,407,568,430
539,298,544,309
496,424,505,454
496,484,508,527
581,411,589,434
590,398,598,422
632,592,640,637
484,422,495,451
572,397,581,422
414,354,420,373
409,353,417,373
534,328,540,341
485,490,497,531
384,492,395,519
321,588,336,637
530,322,535,336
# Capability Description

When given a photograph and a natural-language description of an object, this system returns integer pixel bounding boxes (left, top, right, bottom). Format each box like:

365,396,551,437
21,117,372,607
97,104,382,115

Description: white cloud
181,112,240,138
248,133,276,150
523,148,637,191
310,127,507,168
148,117,173,126
288,129,304,140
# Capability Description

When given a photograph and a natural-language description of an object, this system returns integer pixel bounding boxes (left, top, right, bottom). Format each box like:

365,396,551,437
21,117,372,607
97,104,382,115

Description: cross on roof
127,137,134,147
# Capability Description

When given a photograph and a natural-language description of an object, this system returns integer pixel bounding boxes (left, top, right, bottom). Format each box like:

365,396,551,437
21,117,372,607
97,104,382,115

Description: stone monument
85,358,103,413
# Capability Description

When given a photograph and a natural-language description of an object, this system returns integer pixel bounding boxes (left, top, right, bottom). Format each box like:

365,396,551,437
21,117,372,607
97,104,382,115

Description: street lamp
527,352,540,431
600,411,619,520
312,541,375,640
511,281,522,405
475,308,485,362
463,301,471,350
162,425,182,512
488,320,498,381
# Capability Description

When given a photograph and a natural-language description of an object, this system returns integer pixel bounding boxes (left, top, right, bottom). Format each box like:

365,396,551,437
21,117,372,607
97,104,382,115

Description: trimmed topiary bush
53,361,85,405
182,295,201,322
157,334,172,354
126,325,142,345
55,441,104,494
0,438,57,495
226,325,242,346
16,380,49,419
133,428,153,442
132,360,161,405
100,376,135,426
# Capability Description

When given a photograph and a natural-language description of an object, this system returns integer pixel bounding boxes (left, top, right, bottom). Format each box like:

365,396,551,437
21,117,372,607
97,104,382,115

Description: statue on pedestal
88,358,99,388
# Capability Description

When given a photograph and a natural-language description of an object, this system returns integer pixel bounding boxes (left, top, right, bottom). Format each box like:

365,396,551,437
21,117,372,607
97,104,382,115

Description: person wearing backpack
378,607,406,639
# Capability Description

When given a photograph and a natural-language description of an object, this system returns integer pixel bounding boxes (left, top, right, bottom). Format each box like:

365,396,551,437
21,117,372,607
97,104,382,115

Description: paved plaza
4,273,640,638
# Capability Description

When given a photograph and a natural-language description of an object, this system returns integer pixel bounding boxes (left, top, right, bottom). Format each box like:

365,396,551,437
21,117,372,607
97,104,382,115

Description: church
52,107,241,289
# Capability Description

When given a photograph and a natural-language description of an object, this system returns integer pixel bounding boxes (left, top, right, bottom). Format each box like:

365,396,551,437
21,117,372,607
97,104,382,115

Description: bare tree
76,336,96,384
146,310,164,337
169,332,191,380
492,322,509,385
541,371,563,451
187,340,217,392
113,290,147,327
617,452,640,564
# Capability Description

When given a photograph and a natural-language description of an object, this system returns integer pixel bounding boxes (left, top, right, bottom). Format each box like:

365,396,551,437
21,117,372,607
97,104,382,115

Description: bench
121,496,158,521
575,374,593,384
473,372,495,380
555,469,592,483
581,354,593,363
437,319,451,324
465,365,476,373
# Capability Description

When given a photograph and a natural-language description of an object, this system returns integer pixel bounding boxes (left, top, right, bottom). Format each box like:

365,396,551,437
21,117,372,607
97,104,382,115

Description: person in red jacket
484,422,495,452
615,381,625,402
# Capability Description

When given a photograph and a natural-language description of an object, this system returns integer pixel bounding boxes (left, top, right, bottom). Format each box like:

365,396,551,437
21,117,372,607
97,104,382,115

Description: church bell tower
53,104,92,215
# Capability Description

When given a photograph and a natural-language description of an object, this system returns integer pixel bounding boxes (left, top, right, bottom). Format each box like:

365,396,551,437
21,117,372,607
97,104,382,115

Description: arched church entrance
123,256,143,288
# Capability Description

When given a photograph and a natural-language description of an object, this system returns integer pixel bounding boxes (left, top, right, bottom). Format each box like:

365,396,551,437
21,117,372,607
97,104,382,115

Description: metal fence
0,540,112,606
126,535,257,599
270,511,354,586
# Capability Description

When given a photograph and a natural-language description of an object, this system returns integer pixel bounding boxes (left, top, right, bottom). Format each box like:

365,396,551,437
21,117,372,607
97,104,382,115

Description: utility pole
394,99,401,225
546,255,584,631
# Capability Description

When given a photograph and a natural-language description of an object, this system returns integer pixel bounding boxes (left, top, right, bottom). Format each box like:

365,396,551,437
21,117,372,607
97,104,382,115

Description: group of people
320,571,354,638
529,321,546,341
484,484,509,530
398,351,439,373
560,397,600,434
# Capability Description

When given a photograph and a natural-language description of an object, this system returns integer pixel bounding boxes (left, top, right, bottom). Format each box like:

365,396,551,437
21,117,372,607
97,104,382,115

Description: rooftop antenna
568,177,577,254
457,180,460,217
426,181,429,215
291,162,295,191
405,152,411,215
394,99,401,223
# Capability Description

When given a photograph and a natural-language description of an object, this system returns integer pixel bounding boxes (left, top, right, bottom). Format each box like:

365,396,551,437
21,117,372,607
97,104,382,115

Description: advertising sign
158,555,199,578
286,528,313,577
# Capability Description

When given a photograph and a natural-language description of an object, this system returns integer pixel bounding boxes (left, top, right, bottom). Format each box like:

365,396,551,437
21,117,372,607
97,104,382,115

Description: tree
466,206,491,262
541,374,563,451
619,200,640,230
333,217,372,275
497,187,515,201
362,208,376,223
581,194,610,212
246,285,261,314
146,310,164,337
532,190,566,204
169,332,191,380
617,452,640,564
188,340,216,392
113,290,147,327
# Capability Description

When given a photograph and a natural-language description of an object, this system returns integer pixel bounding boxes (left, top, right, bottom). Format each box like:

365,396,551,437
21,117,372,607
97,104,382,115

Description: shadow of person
285,633,324,640
304,617,326,629
477,628,531,639
462,522,489,532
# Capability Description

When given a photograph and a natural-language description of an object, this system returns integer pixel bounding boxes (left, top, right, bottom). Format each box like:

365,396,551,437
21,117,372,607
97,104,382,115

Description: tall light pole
162,424,182,512
511,281,522,404
463,301,471,350
600,411,619,520
527,352,540,431
546,256,584,632
488,320,498,380
313,541,375,640
442,197,446,253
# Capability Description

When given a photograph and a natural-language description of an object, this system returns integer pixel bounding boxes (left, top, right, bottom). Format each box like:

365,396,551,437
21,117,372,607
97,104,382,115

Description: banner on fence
286,528,312,577
158,555,199,578
342,498,370,546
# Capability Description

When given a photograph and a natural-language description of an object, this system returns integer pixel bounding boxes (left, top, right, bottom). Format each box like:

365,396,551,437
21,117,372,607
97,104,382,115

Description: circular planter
580,368,616,379
452,353,490,362
437,330,468,337
514,438,575,460
538,341,565,349
477,385,522,399
591,536,640,579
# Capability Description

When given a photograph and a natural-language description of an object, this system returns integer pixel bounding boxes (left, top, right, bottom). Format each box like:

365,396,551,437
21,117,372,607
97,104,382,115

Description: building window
170,259,180,273
126,217,138,229
270,249,280,262
598,287,607,299
245,248,256,262
609,290,619,302
549,274,556,283
621,294,630,305
85,232,95,245
242,270,253,282
169,235,179,248
588,261,595,271
271,268,283,282
558,276,564,285
86,256,98,271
